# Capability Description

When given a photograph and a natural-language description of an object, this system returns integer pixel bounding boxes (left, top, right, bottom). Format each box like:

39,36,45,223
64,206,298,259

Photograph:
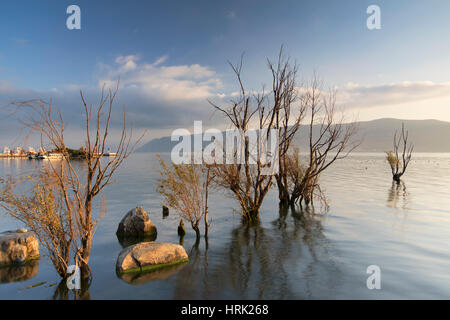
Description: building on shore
1,146,42,158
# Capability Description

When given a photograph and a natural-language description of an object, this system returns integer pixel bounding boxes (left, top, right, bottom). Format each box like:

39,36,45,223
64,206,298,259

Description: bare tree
209,55,277,223
287,77,359,207
386,123,413,182
5,82,142,279
157,156,213,242
209,49,357,218
266,48,307,206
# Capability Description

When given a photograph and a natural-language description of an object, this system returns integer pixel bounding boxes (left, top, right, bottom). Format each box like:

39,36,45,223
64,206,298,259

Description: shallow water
0,152,449,299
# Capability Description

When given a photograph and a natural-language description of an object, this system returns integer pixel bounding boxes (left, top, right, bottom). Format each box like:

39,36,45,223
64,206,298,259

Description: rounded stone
116,242,188,274
116,206,157,237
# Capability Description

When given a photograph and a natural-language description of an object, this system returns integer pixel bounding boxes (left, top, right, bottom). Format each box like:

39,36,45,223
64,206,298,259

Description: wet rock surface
116,242,188,274
0,229,39,266
116,206,157,237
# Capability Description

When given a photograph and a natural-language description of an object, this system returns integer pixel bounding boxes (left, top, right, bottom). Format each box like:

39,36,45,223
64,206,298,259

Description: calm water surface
0,152,449,299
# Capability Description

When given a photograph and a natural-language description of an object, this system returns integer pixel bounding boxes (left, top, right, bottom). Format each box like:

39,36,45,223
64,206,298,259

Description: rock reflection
0,259,39,284
116,233,157,248
118,261,188,285
387,181,409,210
171,206,337,299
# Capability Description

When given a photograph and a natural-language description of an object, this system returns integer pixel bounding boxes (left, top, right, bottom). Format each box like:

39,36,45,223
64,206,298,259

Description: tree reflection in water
171,206,339,299
52,277,91,300
387,181,409,210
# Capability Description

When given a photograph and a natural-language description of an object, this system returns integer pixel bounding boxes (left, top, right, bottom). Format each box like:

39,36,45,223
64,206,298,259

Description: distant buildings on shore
0,146,63,158
0,146,116,159
1,146,35,157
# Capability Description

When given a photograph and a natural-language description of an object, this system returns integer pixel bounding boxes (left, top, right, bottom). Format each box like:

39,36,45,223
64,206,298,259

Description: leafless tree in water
208,54,278,223
208,48,359,219
266,48,307,207
286,76,359,207
0,81,142,279
386,123,413,182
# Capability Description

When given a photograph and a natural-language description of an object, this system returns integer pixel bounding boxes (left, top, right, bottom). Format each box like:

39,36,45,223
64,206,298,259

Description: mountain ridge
137,118,450,153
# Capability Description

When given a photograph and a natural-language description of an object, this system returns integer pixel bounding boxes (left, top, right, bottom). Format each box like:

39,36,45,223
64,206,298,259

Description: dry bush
0,167,75,277
157,156,212,240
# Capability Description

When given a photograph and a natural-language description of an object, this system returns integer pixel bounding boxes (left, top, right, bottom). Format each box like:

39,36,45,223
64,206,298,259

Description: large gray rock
0,229,39,266
116,242,188,274
116,206,157,237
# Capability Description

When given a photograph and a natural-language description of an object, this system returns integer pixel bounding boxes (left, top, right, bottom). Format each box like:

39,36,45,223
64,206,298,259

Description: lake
1,152,450,299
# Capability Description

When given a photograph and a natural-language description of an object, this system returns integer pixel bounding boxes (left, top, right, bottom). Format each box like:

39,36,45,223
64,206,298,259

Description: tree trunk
204,168,210,239
276,175,290,206
192,223,201,242
80,197,93,279
393,173,402,182
80,237,91,279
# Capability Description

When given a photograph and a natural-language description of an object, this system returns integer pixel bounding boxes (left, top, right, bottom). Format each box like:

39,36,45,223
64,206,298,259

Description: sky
1,0,450,147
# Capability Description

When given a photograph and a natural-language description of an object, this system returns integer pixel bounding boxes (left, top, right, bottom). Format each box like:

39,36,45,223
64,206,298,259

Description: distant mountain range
137,118,450,153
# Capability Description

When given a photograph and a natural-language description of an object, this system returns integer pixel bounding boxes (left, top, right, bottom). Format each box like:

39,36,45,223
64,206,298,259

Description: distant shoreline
0,155,28,158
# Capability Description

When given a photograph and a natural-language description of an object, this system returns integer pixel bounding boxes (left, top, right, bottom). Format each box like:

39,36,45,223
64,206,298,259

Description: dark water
0,152,449,299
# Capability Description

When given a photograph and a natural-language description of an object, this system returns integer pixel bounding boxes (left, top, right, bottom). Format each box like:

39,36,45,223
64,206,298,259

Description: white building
14,147,22,155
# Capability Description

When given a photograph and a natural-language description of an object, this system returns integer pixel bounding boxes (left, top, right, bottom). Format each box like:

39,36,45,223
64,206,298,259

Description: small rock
177,219,186,237
0,229,39,266
162,206,169,217
116,242,188,274
116,206,157,237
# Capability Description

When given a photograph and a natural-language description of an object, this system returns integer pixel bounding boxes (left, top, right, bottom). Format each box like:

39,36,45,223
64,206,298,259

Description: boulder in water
116,242,188,274
116,206,157,237
0,229,39,266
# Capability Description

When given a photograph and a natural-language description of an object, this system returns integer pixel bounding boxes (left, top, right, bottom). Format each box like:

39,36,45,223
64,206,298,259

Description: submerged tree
1,82,141,279
209,49,359,218
386,123,413,182
280,76,359,207
266,49,307,207
157,157,213,242
209,55,280,223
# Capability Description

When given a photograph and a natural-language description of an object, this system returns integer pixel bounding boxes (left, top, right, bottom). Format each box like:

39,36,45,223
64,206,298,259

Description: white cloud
99,55,222,102
152,55,168,66
115,55,139,72
338,81,450,109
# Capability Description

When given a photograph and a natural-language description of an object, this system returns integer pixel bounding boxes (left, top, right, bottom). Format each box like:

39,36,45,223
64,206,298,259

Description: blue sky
1,0,450,145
